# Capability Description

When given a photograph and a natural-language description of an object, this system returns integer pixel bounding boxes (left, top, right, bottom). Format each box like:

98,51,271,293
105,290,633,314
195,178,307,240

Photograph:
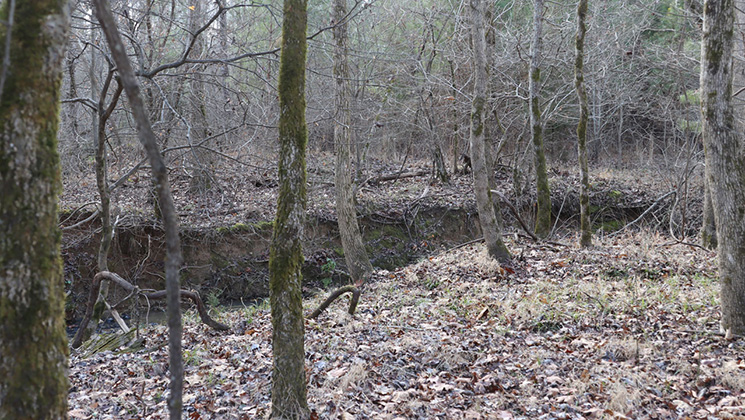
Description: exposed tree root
308,284,361,319
72,271,230,349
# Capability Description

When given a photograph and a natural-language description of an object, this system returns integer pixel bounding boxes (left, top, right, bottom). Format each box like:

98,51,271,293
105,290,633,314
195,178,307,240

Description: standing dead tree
93,0,185,417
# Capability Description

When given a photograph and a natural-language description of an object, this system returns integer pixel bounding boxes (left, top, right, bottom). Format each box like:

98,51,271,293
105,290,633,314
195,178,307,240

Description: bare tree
470,0,511,264
575,0,592,248
270,0,311,417
334,0,373,283
0,0,70,417
700,0,745,335
530,0,551,239
93,0,185,418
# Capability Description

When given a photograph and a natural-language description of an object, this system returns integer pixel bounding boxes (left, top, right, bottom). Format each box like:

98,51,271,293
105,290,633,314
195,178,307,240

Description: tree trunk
449,60,460,174
74,65,125,347
94,1,185,418
469,0,511,264
575,0,592,248
188,0,213,193
701,0,745,335
333,0,373,283
270,0,311,417
700,177,717,249
0,0,70,417
530,0,551,239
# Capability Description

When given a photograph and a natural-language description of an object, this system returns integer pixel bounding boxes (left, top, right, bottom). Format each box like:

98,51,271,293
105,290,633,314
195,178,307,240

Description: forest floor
68,229,745,419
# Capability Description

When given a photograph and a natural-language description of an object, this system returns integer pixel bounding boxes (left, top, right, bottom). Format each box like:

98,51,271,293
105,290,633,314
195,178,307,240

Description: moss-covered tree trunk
333,0,373,283
0,0,70,417
701,0,745,335
270,0,310,417
530,0,551,239
469,0,511,264
574,0,592,248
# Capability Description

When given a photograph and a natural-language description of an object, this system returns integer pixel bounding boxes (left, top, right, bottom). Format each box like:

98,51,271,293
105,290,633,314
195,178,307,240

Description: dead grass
68,230,744,419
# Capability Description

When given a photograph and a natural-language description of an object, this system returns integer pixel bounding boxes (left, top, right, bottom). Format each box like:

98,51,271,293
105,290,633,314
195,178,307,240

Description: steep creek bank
63,207,482,320
62,179,687,322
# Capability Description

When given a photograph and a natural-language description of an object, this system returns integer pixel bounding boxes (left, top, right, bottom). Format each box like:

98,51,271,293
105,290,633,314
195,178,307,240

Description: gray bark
333,0,373,283
93,1,185,417
701,0,745,335
0,0,70,417
700,178,717,249
575,0,592,248
270,0,311,417
469,0,511,264
530,0,551,239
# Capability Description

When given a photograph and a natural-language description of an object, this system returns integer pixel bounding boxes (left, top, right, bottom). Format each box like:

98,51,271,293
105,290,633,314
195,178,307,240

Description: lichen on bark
0,0,70,418
469,0,511,264
701,0,745,334
269,0,311,418
530,0,551,239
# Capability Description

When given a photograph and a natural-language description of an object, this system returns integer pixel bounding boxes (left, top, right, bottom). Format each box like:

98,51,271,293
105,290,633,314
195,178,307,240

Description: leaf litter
69,231,745,419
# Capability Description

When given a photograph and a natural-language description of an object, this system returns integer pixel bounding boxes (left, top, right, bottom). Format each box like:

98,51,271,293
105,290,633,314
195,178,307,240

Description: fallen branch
659,239,717,253
608,190,676,237
72,271,229,348
490,190,539,242
61,209,100,231
308,284,361,319
365,170,428,185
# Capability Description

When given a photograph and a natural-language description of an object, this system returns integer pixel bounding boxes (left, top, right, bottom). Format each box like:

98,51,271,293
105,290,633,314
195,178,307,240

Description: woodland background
5,0,745,419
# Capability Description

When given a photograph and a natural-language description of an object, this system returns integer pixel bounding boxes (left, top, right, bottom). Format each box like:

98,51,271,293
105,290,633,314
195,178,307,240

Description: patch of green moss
598,220,622,232
253,220,274,231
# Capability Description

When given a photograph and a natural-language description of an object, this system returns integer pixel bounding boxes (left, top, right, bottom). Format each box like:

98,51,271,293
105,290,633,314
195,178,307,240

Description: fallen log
364,170,428,185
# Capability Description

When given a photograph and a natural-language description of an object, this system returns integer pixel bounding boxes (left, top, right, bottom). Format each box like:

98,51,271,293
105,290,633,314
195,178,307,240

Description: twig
582,291,606,314
658,239,716,253
680,329,743,339
608,190,676,237
59,201,99,227
449,237,485,251
61,209,100,231
490,189,539,242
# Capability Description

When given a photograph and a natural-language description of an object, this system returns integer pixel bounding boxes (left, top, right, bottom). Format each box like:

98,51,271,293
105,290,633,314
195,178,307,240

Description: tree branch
308,285,361,319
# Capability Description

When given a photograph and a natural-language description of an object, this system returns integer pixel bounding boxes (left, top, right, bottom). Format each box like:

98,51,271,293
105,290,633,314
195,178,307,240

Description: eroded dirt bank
61,166,698,320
